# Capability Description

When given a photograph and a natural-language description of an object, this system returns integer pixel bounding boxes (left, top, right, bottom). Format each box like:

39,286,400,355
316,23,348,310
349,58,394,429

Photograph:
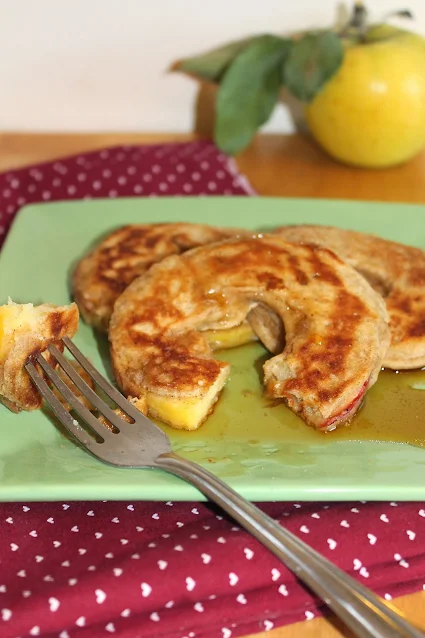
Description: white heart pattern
75,617,86,627
113,568,123,577
158,560,168,571
53,541,61,548
150,612,160,622
418,509,425,517
407,530,416,540
95,532,103,539
271,568,280,582
71,526,79,532
35,555,44,563
87,510,94,517
127,504,134,511
305,611,315,620
120,539,129,545
174,545,183,552
23,506,30,512
95,589,107,604
49,597,60,612
191,508,199,514
380,514,389,523
121,609,131,617
236,594,247,605
327,538,337,550
10,543,18,552
217,537,226,543
340,520,350,528
17,570,26,577
0,586,6,593
353,559,362,570
311,513,320,519
194,602,204,612
105,622,115,633
244,548,254,560
78,548,86,555
47,518,54,524
6,517,13,524
152,513,159,520
111,517,119,523
1,609,12,621
141,582,152,597
186,577,196,592
201,553,211,565
222,629,232,638
359,566,369,578
264,620,274,631
176,521,184,527
29,626,40,636
367,533,377,545
278,584,288,596
229,572,239,586
68,579,78,586
300,525,309,534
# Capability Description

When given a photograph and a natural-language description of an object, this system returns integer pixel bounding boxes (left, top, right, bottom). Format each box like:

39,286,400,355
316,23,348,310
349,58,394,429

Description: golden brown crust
72,223,245,331
274,225,425,369
0,302,79,412
109,235,389,430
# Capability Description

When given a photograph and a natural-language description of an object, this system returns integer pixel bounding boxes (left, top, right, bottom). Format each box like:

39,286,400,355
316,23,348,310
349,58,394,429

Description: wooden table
1,131,424,638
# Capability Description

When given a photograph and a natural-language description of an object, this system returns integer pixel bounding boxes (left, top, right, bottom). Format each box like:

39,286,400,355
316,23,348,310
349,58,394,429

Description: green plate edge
0,196,425,503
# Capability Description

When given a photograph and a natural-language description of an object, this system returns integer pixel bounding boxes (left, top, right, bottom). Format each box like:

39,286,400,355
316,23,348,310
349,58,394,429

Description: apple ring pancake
109,236,389,431
275,225,425,369
73,222,244,331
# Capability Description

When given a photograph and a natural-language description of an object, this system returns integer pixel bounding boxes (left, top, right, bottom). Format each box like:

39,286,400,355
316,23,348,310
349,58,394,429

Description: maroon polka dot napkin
0,141,424,638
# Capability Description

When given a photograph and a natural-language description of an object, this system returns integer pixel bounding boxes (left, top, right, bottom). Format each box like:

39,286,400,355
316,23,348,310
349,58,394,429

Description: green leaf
215,35,291,155
173,36,262,82
284,31,343,103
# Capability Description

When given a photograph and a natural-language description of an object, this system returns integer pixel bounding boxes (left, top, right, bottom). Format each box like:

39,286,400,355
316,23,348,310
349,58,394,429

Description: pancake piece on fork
0,300,79,412
274,225,425,370
72,222,249,332
109,235,390,431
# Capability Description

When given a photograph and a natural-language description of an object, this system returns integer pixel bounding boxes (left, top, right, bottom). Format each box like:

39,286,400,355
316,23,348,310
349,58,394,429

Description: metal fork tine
60,337,143,421
25,361,100,451
47,344,138,431
35,354,117,441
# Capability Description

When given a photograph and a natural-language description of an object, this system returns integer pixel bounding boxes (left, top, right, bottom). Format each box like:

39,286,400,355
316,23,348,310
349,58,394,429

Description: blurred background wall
1,0,424,133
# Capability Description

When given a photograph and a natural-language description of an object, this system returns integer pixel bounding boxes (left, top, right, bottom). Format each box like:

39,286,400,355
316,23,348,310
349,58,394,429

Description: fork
25,337,424,638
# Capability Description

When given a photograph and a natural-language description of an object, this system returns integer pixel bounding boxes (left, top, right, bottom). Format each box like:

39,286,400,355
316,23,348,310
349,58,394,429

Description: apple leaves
172,30,344,154
216,36,291,155
284,32,344,102
173,36,262,82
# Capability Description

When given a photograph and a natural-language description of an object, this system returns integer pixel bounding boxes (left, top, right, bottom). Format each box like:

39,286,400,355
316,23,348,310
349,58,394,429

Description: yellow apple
306,27,425,168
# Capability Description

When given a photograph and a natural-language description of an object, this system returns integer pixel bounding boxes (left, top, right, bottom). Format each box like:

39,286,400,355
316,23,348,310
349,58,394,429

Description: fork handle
155,452,423,638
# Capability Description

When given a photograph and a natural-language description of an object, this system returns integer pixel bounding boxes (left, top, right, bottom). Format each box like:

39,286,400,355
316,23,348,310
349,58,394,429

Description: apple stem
338,2,369,42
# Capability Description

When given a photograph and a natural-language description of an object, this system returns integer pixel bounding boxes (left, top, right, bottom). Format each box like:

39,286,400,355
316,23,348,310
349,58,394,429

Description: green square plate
1,197,425,502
